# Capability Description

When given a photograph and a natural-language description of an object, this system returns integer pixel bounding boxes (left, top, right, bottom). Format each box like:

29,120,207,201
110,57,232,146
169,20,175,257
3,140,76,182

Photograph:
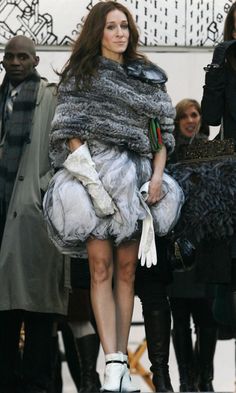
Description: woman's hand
67,137,83,152
146,145,167,205
146,174,163,205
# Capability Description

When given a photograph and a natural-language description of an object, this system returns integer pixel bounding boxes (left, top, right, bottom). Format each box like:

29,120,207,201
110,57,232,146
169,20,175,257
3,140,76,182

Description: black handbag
168,238,196,272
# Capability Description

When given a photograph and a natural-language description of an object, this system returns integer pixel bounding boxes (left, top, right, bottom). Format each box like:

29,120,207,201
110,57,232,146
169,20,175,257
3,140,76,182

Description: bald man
0,36,69,393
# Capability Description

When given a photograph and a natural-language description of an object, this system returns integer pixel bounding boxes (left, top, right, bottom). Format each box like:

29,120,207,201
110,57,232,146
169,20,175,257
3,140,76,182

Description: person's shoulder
37,78,57,104
39,77,57,91
124,58,168,85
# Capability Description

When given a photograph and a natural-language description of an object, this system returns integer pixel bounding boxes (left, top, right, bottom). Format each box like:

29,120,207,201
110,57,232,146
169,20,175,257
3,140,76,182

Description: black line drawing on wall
0,0,234,46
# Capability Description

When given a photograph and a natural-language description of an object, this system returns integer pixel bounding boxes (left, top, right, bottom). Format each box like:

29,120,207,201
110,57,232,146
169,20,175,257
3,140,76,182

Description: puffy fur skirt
44,141,152,257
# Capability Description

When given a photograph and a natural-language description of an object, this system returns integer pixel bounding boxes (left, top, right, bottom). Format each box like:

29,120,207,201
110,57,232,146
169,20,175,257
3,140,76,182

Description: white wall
32,48,213,106
145,49,219,139
0,47,218,136
144,50,213,106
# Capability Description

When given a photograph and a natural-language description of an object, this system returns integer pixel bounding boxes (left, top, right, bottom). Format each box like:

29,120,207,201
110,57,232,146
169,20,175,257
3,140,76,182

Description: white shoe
120,353,140,392
101,352,125,392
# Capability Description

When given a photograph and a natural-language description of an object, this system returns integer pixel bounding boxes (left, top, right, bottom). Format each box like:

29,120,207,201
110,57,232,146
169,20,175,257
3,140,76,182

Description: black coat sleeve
201,66,226,127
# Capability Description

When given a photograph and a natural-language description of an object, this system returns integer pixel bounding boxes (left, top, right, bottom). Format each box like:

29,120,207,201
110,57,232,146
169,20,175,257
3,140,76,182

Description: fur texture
50,57,175,168
167,156,236,245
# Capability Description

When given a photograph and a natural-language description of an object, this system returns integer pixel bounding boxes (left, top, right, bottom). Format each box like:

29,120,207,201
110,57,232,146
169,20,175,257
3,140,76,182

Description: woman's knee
90,257,113,285
87,239,113,285
117,260,137,284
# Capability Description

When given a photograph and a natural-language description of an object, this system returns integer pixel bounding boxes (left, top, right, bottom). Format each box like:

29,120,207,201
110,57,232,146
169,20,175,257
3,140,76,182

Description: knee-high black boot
143,309,173,392
197,327,217,392
76,333,101,393
61,323,81,392
172,328,197,392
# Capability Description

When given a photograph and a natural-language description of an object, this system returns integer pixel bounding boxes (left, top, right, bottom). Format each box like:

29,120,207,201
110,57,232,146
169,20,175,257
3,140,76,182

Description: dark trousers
0,310,55,392
135,270,169,312
170,297,217,329
170,297,218,389
135,237,172,312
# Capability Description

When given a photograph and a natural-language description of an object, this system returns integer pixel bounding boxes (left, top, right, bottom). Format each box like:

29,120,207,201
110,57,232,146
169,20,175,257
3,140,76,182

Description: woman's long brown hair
224,1,236,40
59,1,145,87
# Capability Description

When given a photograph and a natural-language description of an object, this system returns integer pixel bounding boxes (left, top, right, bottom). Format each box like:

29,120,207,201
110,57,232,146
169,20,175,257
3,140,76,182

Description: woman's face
178,105,201,138
101,9,129,63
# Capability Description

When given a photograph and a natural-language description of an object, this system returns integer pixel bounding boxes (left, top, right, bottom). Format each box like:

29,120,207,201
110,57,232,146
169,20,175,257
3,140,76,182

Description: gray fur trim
168,156,236,245
50,57,175,167
162,132,175,155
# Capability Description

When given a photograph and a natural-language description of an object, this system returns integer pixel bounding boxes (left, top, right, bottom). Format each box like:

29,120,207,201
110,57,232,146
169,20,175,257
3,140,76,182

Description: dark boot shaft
197,326,217,391
143,309,173,392
152,367,173,392
76,334,101,393
198,380,214,392
172,327,198,390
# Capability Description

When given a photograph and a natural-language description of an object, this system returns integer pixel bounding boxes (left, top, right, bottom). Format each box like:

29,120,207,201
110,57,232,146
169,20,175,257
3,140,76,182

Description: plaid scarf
0,70,41,213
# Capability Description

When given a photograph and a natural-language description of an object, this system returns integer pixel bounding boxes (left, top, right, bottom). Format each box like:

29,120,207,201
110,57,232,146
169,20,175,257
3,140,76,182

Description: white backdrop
0,46,218,136
33,48,213,106
34,47,219,138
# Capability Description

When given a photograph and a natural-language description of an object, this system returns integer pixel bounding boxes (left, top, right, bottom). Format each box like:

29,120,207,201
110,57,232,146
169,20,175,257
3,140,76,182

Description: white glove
63,142,117,217
138,182,157,268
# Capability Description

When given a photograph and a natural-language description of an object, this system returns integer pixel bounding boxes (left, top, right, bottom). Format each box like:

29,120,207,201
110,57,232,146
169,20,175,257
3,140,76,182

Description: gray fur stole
50,57,175,168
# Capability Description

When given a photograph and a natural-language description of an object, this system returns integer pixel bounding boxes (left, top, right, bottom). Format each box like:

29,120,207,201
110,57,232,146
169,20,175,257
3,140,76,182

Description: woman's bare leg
113,241,139,353
87,238,116,354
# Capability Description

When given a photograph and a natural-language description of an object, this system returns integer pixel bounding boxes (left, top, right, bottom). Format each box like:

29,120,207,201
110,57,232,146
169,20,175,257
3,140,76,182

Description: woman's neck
102,54,124,64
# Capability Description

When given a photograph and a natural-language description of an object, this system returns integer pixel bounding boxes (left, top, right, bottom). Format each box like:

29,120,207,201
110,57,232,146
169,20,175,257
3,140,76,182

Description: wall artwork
0,0,234,47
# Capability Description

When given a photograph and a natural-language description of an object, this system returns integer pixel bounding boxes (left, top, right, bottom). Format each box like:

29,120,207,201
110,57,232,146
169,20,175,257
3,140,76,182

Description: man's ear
34,56,40,67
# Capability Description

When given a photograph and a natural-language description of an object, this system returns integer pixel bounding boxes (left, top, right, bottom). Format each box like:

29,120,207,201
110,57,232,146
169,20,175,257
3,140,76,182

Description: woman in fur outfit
168,99,218,392
44,2,175,391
